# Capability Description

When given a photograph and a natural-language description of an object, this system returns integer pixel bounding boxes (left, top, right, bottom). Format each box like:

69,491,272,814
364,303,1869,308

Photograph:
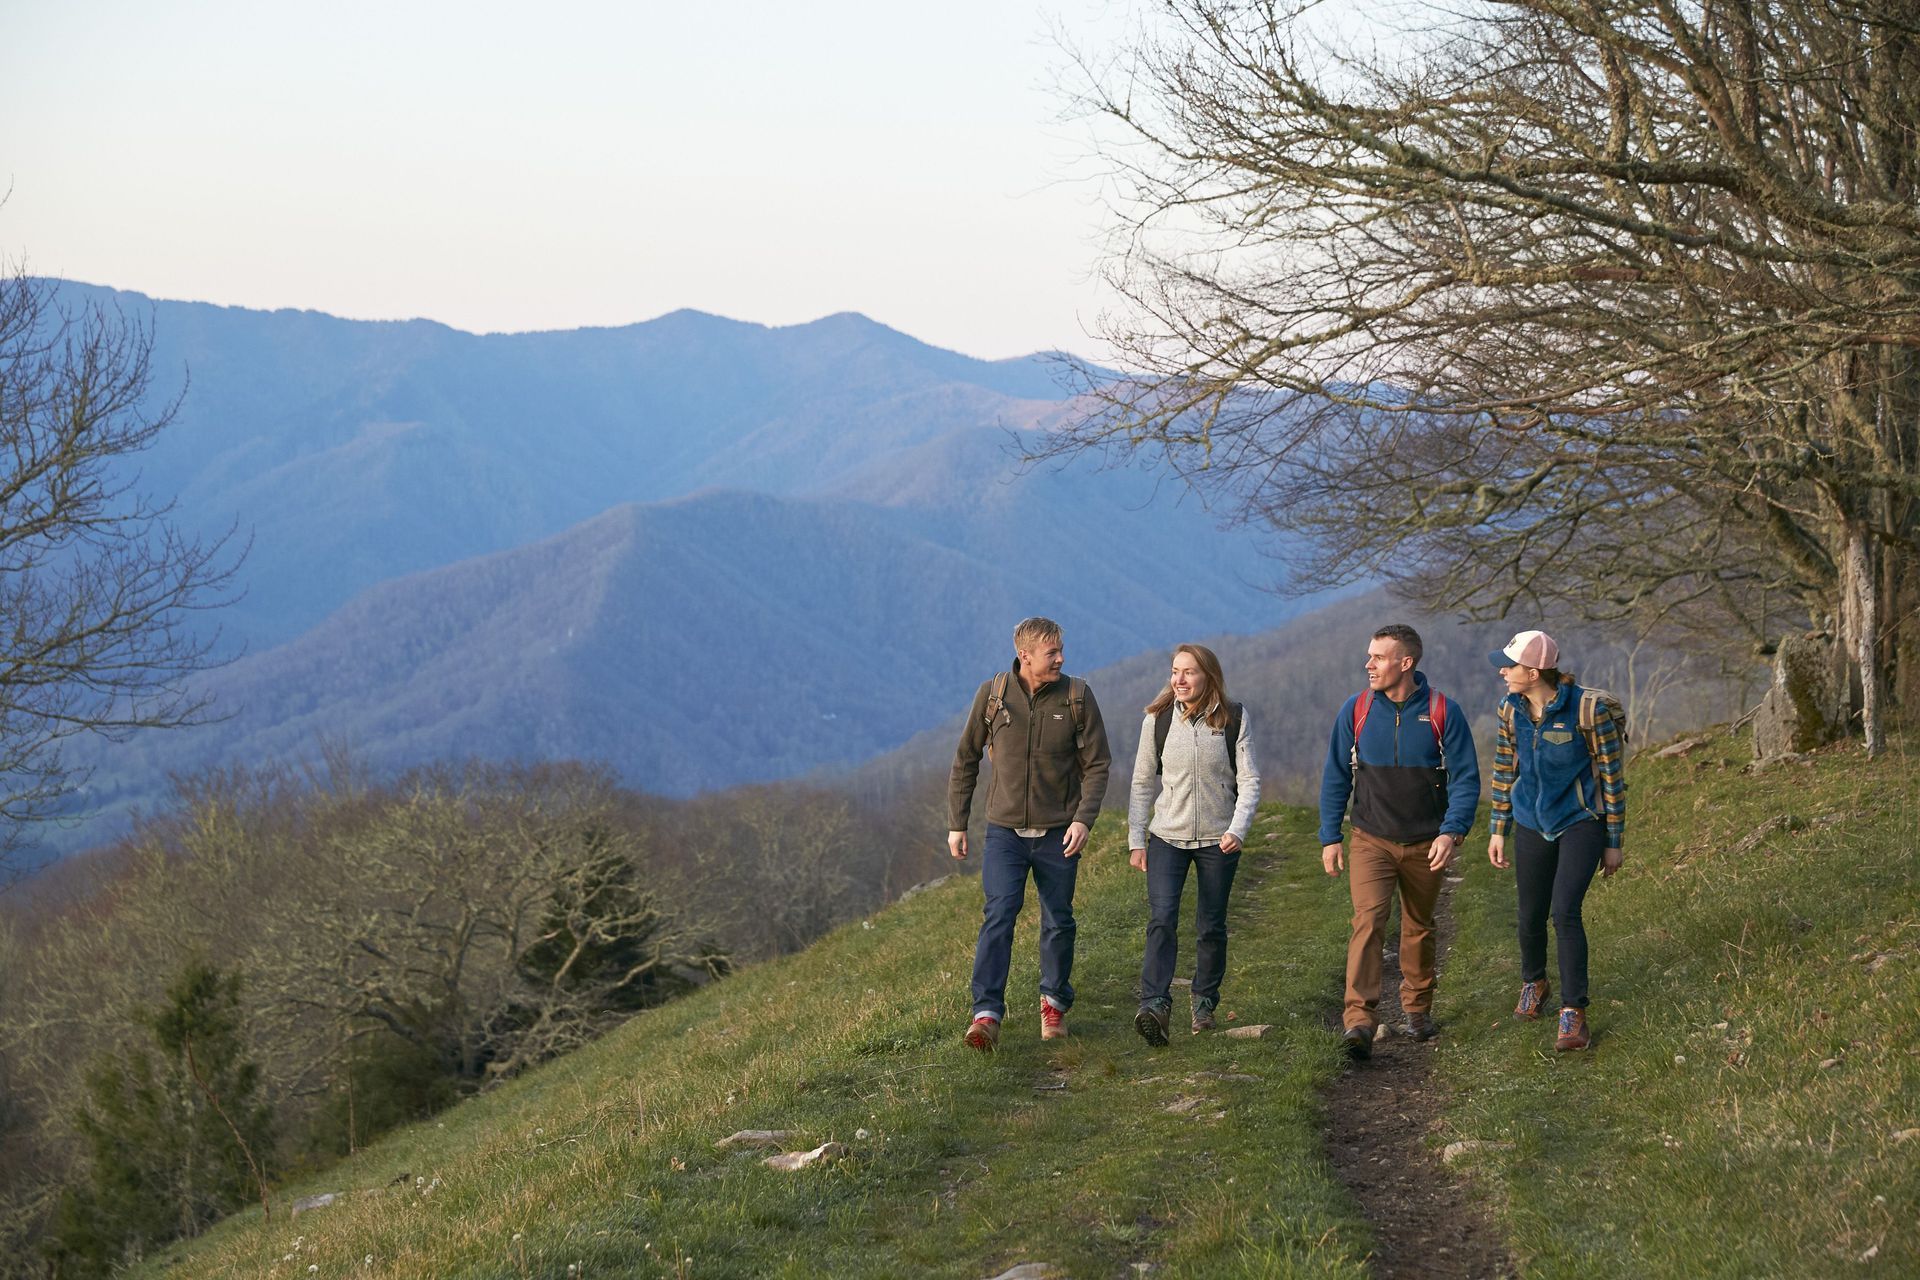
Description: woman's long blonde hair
1144,643,1232,730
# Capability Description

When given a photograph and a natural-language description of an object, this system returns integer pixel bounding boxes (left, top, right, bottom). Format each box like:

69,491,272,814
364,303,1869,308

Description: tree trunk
1891,547,1920,732
1844,525,1886,756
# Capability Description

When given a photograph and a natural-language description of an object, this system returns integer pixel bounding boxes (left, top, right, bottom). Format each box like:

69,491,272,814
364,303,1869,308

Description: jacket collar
1507,679,1576,719
1011,658,1062,698
1370,669,1431,707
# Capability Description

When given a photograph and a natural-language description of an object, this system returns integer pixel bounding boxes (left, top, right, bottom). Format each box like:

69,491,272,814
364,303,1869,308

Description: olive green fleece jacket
947,667,1112,832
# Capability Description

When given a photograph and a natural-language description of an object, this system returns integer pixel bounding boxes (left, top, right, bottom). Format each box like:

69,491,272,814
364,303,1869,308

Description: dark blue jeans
1514,818,1605,1008
1138,834,1240,1009
970,824,1080,1020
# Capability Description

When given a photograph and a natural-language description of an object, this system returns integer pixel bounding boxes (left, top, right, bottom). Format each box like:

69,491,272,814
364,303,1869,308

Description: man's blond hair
1013,616,1062,652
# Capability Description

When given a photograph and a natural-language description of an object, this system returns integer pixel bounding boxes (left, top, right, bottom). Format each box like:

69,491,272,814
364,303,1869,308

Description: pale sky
1,0,1148,361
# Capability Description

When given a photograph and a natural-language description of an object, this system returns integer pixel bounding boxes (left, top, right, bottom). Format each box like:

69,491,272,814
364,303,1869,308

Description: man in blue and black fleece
1319,623,1480,1059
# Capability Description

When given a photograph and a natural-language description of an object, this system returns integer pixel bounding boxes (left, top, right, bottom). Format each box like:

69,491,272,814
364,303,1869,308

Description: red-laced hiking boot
1556,1006,1591,1051
1040,1000,1069,1041
1515,979,1550,1020
963,1015,1000,1052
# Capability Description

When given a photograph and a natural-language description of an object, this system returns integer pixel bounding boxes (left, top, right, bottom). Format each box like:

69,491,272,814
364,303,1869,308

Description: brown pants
1343,827,1443,1031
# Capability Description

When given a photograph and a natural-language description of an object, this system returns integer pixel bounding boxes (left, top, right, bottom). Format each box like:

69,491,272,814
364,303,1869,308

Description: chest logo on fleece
1542,730,1575,745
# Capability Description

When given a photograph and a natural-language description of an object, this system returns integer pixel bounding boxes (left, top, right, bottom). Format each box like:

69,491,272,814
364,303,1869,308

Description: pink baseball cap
1489,629,1559,670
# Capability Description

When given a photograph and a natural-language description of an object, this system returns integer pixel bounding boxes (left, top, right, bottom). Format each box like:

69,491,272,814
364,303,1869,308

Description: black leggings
1514,818,1605,1009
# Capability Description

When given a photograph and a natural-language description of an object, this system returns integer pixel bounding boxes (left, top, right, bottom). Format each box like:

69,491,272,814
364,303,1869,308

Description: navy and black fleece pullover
1318,671,1481,845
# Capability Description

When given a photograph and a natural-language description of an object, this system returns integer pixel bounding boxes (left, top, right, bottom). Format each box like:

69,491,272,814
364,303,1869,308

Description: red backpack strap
1430,690,1448,771
1349,693,1371,776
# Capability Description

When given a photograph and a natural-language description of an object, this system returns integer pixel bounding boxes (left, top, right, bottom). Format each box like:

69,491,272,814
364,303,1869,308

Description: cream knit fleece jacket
1128,704,1261,850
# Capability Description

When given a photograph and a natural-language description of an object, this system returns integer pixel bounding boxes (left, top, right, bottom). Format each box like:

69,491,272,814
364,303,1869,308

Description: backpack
1349,689,1448,780
1497,687,1627,760
983,671,1087,761
1152,702,1243,777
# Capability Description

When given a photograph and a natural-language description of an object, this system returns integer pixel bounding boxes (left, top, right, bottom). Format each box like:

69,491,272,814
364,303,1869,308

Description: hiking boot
1405,1011,1439,1041
1040,1000,1069,1041
1135,1003,1170,1047
1556,1007,1591,1051
1515,979,1550,1020
1191,997,1218,1035
963,1015,1000,1052
1341,1025,1372,1061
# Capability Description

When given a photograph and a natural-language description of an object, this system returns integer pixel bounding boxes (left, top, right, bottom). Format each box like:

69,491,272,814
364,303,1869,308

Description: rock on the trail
987,1266,1064,1280
1223,1023,1272,1039
715,1129,800,1151
763,1141,847,1171
1373,1024,1390,1041
1441,1140,1513,1164
290,1192,338,1217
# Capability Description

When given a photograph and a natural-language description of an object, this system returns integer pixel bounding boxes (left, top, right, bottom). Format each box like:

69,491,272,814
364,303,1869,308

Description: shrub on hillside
42,963,271,1275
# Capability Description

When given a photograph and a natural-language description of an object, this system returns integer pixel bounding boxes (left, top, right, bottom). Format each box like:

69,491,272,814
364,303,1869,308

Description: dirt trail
1322,881,1518,1279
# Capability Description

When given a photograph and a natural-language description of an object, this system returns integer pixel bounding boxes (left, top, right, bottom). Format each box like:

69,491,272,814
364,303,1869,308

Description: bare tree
0,266,239,860
1049,0,1920,744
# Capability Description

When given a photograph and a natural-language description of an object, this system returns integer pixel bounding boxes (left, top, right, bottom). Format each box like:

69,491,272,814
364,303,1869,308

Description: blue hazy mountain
61,285,1120,650
38,283,1322,849
78,483,1299,814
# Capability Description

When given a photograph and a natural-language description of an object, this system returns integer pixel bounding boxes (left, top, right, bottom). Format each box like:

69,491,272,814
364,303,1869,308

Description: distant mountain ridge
38,283,1325,849
85,486,1288,809
60,283,1088,649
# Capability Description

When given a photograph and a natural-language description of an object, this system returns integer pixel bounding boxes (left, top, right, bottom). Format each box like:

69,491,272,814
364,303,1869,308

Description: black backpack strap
1159,702,1243,779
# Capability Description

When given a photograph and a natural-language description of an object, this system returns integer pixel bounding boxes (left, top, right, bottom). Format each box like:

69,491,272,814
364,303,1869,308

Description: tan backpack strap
1578,689,1602,759
987,671,1009,719
983,671,1010,762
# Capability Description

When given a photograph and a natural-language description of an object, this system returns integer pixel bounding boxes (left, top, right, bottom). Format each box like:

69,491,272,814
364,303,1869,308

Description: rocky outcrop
1752,632,1847,758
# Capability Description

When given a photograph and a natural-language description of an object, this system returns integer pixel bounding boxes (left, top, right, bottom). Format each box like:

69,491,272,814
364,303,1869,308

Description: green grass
135,805,1375,1279
1435,730,1920,1278
129,731,1920,1278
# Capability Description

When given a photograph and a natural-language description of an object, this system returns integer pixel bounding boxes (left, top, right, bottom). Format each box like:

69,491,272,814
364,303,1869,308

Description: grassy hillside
133,805,1375,1279
1435,732,1920,1276
128,732,1918,1278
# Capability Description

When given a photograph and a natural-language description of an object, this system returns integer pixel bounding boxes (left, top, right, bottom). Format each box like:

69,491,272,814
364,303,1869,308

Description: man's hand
1321,841,1345,876
1488,833,1507,869
1427,833,1458,872
1601,844,1625,877
1062,821,1091,858
1129,847,1147,871
948,830,968,860
1220,833,1242,855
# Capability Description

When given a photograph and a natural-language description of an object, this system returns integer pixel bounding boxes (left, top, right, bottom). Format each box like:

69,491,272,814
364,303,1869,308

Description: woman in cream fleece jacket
1128,644,1261,1044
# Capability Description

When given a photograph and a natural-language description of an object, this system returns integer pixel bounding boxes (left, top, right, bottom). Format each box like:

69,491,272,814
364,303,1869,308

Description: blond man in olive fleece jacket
947,618,1111,1050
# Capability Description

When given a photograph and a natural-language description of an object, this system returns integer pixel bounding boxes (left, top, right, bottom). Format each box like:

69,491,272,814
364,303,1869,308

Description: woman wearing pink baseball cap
1485,630,1628,1051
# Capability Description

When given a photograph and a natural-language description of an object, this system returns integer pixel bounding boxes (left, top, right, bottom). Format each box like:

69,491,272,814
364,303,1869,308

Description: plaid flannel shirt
1490,683,1627,847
